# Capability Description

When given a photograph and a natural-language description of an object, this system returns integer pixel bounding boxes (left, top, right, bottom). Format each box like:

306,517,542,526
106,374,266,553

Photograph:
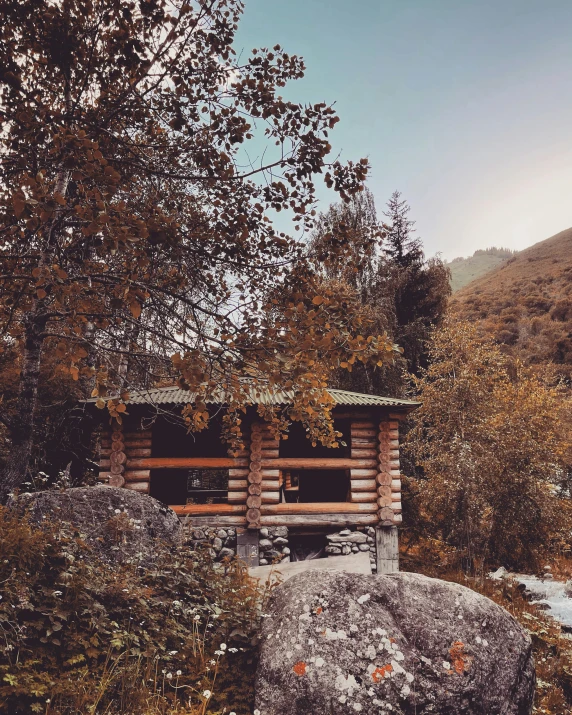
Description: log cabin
88,386,420,573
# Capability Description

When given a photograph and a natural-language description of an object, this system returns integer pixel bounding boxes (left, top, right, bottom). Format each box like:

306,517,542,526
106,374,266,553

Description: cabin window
282,469,350,503
149,416,230,505
279,419,352,503
279,419,351,458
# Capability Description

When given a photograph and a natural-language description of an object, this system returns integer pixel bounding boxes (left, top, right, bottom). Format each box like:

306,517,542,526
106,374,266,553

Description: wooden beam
259,514,378,527
260,502,377,515
351,492,378,503
261,491,280,503
124,481,149,493
126,457,247,469
175,514,247,526
228,491,247,503
350,469,378,478
171,503,247,515
350,429,377,438
124,470,151,482
125,448,152,458
350,479,377,491
350,449,378,458
260,458,376,469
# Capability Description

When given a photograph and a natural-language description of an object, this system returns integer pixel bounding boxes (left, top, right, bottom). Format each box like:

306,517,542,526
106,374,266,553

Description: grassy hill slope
447,248,516,292
449,228,572,377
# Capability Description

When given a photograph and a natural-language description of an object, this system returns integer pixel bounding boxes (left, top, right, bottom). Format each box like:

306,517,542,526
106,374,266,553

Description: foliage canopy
0,0,399,496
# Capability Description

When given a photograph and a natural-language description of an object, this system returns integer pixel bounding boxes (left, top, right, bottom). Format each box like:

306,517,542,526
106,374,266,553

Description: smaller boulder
15,486,182,564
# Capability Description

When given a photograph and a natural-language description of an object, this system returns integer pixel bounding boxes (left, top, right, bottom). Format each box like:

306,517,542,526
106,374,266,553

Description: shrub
406,319,572,571
0,507,261,714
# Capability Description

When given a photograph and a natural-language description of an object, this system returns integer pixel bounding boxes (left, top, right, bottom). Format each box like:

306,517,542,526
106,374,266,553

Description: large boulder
255,571,534,715
15,486,182,563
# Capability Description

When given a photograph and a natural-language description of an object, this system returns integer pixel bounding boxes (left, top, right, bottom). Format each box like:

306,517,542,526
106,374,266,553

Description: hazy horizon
235,0,572,260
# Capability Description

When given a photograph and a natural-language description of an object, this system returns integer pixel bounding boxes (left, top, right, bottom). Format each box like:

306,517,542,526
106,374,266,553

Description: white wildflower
202,689,212,699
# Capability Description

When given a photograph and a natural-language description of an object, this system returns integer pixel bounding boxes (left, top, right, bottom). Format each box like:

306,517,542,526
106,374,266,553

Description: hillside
447,248,517,292
449,228,572,378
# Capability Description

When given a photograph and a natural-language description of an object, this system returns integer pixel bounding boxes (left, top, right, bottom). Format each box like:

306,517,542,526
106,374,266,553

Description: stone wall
185,525,237,561
325,527,377,572
181,523,379,570
258,526,290,565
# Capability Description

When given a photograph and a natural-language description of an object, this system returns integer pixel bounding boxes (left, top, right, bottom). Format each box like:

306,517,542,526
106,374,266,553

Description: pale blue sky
234,0,572,259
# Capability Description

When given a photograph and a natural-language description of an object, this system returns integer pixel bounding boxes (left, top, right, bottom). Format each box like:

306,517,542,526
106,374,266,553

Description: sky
234,0,572,260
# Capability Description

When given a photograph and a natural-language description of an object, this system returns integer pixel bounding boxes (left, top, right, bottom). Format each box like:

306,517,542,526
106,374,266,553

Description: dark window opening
279,419,351,458
151,414,228,458
150,468,229,505
282,469,350,503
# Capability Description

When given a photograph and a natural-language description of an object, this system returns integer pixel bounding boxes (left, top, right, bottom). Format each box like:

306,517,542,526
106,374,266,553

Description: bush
406,319,572,571
0,507,261,714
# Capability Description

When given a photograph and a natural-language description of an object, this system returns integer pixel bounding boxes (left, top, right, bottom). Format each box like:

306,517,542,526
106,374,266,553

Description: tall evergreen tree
383,191,422,269
380,192,451,376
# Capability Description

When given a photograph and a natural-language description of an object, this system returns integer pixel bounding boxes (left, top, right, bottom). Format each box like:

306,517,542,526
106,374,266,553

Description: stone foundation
185,525,237,561
181,522,389,572
258,526,290,565
325,527,378,573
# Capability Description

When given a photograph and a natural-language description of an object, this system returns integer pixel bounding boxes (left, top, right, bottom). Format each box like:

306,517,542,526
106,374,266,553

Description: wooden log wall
99,427,151,493
97,410,405,531
227,436,250,505
377,414,402,526
350,420,378,506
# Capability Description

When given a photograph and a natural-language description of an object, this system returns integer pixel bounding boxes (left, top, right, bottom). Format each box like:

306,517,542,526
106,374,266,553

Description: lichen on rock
255,570,535,715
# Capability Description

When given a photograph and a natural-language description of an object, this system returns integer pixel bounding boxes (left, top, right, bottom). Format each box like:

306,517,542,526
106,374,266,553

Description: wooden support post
236,528,260,567
376,525,399,574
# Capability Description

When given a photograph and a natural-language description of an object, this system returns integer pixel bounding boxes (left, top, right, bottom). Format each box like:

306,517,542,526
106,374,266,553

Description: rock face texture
255,571,534,715
16,486,182,563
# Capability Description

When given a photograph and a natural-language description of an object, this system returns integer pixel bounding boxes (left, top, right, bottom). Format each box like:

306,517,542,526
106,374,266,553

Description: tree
380,191,451,376
0,0,399,499
383,191,422,269
405,319,572,571
306,189,450,396
307,187,383,291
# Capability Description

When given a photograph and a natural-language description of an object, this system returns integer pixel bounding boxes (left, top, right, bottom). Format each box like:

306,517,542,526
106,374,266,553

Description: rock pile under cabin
90,387,420,572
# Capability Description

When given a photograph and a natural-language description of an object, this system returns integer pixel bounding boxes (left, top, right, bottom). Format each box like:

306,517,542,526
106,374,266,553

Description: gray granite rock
327,531,368,544
15,487,182,564
255,571,534,715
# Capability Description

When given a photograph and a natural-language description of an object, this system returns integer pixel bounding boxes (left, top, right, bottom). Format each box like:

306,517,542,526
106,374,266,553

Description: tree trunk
0,311,46,502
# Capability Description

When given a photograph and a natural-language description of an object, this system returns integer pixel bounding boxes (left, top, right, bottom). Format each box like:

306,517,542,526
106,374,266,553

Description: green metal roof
88,385,420,409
